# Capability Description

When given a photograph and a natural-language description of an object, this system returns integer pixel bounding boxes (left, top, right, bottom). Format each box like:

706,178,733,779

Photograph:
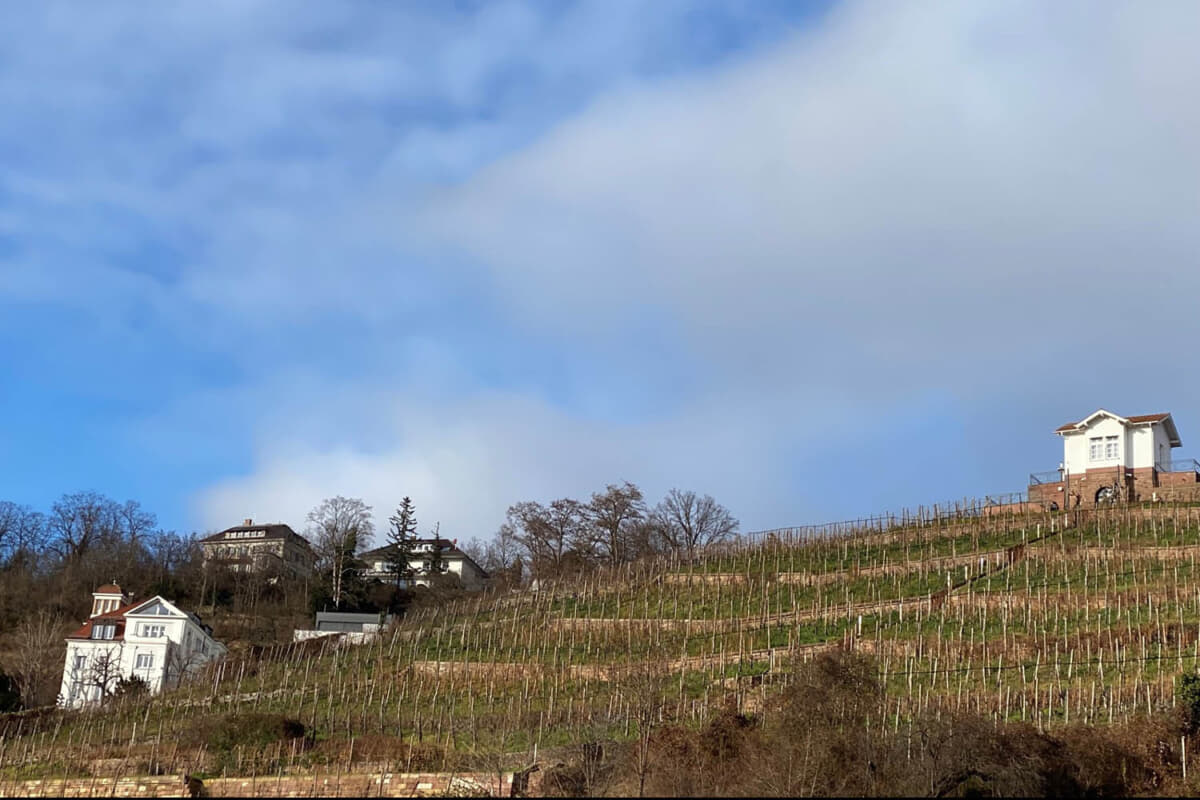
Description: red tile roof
1056,412,1171,433
94,583,124,594
66,598,146,640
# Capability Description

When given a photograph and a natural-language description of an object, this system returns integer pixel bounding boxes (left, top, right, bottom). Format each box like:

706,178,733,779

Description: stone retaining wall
0,770,529,798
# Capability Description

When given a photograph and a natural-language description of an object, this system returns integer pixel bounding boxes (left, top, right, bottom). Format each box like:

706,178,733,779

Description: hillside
5,501,1200,796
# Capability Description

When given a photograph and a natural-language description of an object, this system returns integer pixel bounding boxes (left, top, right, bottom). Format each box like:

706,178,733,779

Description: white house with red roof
1029,410,1198,506
59,584,226,708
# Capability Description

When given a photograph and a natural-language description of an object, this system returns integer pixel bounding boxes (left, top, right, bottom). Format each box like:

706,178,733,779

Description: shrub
0,670,21,713
1180,673,1200,734
109,675,149,702
185,713,307,753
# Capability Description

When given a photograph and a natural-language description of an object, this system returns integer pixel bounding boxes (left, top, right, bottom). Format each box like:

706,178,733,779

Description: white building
59,584,226,708
1057,410,1181,476
293,611,392,645
359,539,488,591
1030,410,1197,505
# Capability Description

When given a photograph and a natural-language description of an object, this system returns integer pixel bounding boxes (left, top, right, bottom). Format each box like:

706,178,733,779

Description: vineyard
5,501,1200,795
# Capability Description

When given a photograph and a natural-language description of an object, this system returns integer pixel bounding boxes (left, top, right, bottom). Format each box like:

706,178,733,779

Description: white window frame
135,653,154,669
1104,435,1119,460
1089,436,1103,461
142,624,166,638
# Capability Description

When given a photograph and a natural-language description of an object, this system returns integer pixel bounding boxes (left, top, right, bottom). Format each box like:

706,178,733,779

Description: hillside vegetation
6,501,1200,795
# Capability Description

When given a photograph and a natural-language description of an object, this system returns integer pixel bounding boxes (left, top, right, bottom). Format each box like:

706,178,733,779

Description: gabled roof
66,598,145,640
1055,410,1180,446
125,597,187,618
361,539,488,577
66,596,219,642
360,538,464,559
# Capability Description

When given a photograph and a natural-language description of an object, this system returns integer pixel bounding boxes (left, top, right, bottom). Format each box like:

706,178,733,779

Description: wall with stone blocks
0,770,536,798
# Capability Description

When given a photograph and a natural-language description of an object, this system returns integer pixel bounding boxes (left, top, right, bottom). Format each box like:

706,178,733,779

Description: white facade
60,590,226,708
1058,410,1181,475
362,540,488,591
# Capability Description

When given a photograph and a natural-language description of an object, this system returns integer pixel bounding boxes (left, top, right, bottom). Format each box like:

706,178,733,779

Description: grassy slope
5,504,1200,780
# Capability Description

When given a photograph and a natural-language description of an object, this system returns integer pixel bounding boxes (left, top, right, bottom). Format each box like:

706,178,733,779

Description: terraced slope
4,503,1200,785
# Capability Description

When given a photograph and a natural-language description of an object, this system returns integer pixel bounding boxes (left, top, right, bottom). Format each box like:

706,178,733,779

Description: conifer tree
386,497,418,589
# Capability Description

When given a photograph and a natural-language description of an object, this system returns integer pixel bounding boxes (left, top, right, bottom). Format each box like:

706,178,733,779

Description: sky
2,1,1198,544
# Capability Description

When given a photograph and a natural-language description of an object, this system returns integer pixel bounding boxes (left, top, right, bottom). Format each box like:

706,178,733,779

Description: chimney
244,518,253,526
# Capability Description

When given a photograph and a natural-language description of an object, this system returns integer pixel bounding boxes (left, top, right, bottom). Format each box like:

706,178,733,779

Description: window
135,653,154,669
91,624,115,640
1090,435,1120,461
142,624,165,638
73,654,87,672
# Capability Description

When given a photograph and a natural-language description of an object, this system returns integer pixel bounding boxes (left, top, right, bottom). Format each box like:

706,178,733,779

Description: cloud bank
3,1,1198,541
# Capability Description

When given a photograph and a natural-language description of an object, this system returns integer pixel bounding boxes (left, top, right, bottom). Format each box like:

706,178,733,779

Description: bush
109,675,149,702
185,713,307,753
0,671,21,713
1180,673,1200,734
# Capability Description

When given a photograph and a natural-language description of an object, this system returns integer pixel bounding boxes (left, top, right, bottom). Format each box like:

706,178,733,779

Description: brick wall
0,775,197,798
1029,481,1065,507
1158,470,1200,488
1032,469,1200,504
1149,485,1200,502
0,771,534,798
662,573,747,585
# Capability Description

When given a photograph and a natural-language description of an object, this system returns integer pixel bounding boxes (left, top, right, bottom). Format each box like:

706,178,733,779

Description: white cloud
189,0,1200,536
417,0,1200,392
194,384,802,539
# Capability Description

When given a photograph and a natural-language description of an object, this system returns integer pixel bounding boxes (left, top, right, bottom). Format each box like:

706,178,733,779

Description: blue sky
2,1,1198,542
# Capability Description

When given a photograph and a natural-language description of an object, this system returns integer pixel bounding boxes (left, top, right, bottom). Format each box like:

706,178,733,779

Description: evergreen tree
426,522,448,579
386,497,419,589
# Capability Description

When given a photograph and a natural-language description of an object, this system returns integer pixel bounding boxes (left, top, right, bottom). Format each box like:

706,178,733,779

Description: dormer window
91,623,116,640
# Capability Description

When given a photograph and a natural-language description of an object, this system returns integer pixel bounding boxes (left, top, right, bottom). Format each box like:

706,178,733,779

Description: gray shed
314,611,384,633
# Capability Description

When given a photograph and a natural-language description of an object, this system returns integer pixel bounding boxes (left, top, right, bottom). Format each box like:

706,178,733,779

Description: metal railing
1028,470,1063,485
1157,458,1200,475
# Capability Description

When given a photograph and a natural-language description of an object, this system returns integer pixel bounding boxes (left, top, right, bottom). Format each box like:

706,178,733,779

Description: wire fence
743,491,1035,545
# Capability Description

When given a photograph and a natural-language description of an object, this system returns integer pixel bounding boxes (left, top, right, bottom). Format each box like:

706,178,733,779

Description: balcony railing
1029,470,1063,486
1157,458,1200,475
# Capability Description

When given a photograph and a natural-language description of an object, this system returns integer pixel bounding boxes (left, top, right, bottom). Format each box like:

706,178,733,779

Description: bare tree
46,491,121,562
475,524,524,588
506,498,590,578
116,499,157,546
307,496,374,609
3,610,65,708
587,482,647,565
651,489,738,560
618,663,671,797
0,502,45,564
74,645,125,706
166,640,211,690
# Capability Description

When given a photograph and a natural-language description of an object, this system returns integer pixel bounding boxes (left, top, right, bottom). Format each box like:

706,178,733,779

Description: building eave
1055,410,1179,446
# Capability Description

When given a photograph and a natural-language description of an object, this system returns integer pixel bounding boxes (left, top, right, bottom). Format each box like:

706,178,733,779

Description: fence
1158,458,1200,475
743,491,1033,545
